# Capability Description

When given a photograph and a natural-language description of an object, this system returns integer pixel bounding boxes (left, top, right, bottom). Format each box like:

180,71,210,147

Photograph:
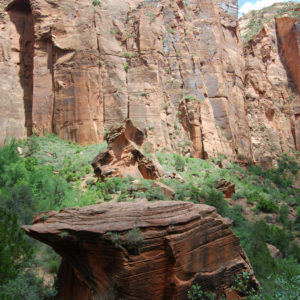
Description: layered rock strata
23,200,258,299
0,0,252,160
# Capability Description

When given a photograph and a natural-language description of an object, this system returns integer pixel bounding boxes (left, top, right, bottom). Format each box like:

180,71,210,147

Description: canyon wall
0,0,252,160
240,6,300,167
0,0,299,164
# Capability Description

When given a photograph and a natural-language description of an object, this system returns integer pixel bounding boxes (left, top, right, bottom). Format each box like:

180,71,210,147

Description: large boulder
23,200,258,299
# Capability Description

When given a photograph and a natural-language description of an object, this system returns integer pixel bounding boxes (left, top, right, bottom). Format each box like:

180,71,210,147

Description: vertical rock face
0,0,252,159
0,0,31,144
240,7,300,167
1,0,299,164
276,18,300,95
1,0,103,145
276,17,300,150
24,201,258,299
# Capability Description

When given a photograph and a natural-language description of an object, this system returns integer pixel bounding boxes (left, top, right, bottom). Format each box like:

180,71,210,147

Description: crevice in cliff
7,0,34,136
49,41,56,135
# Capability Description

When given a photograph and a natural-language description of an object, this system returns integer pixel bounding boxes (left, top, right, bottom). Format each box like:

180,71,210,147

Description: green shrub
174,154,185,171
230,271,260,297
278,205,289,225
200,188,227,215
187,284,217,300
0,270,56,300
0,208,33,285
92,0,101,7
48,260,60,274
256,198,279,213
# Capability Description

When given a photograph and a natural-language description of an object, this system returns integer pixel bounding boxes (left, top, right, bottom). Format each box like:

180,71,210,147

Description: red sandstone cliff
240,4,300,167
0,0,299,165
23,200,258,299
0,0,252,160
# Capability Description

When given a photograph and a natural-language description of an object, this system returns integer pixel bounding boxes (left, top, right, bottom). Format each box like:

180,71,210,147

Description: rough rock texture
0,0,252,160
276,17,300,94
24,200,258,300
267,243,282,260
241,15,300,167
215,178,235,198
276,17,300,150
92,119,165,180
1,0,300,164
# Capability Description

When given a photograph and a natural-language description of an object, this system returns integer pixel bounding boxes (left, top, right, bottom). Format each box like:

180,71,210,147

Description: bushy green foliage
256,198,279,213
200,187,226,214
1,135,299,299
92,0,101,7
156,151,300,298
20,134,106,183
187,284,217,300
174,153,185,171
0,208,32,286
230,271,259,297
0,136,106,297
105,228,144,254
0,270,56,300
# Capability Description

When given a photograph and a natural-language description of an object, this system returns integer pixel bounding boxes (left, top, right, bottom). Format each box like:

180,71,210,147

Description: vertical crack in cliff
50,37,56,135
7,0,34,136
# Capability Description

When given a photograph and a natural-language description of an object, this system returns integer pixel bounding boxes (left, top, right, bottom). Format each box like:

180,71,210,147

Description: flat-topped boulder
23,200,258,299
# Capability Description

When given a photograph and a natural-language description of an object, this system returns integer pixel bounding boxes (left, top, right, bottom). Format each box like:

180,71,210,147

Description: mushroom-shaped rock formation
92,119,165,180
23,200,258,299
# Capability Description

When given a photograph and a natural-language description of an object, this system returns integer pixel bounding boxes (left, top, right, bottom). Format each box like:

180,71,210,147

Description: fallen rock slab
215,179,235,198
23,200,258,299
92,119,165,180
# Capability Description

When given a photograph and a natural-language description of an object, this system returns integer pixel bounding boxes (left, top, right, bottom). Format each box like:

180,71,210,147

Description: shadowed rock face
276,17,300,151
23,201,258,300
242,16,300,167
0,0,252,160
276,18,300,95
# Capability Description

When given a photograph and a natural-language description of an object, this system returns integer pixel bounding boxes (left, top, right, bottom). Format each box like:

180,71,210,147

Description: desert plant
92,0,101,6
124,62,129,72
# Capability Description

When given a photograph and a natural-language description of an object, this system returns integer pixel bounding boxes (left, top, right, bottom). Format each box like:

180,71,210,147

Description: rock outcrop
0,0,252,160
92,119,165,180
23,200,258,299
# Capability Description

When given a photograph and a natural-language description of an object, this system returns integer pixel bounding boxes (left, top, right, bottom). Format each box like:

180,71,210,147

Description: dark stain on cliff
7,0,35,136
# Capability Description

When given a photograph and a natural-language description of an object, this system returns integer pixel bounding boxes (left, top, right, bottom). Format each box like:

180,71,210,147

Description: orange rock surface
241,15,300,167
0,0,299,164
0,0,252,160
24,200,258,299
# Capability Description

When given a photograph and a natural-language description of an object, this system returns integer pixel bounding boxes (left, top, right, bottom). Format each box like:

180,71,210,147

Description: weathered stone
276,18,300,95
242,16,300,166
152,181,175,199
0,0,253,161
23,200,258,299
215,178,235,198
267,243,282,260
92,119,164,180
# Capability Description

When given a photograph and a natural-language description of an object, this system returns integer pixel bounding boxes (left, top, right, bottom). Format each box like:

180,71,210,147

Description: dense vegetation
0,134,300,299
